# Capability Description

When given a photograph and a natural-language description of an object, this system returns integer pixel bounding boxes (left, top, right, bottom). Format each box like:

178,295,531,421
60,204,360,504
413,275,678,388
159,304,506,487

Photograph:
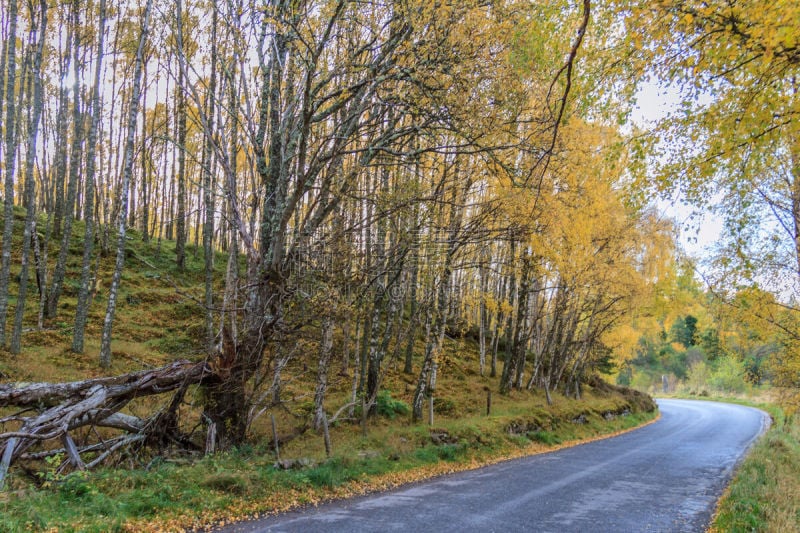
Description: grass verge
709,401,800,533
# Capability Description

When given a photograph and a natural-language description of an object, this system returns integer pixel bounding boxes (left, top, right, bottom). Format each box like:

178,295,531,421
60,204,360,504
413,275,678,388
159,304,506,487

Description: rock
507,420,543,435
357,450,381,459
273,457,315,470
571,414,588,424
430,429,458,445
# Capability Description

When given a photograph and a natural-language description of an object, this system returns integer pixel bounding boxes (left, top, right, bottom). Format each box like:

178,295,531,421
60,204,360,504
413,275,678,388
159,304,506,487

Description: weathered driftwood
0,360,207,407
0,360,209,489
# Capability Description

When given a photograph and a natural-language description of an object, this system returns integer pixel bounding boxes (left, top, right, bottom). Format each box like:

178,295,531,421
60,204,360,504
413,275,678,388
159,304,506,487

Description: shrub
376,390,410,419
684,360,711,394
709,356,749,394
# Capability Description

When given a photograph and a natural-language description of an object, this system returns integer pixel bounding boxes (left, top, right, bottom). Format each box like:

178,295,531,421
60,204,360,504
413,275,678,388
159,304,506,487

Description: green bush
376,390,410,419
684,360,711,394
435,443,463,461
709,356,749,394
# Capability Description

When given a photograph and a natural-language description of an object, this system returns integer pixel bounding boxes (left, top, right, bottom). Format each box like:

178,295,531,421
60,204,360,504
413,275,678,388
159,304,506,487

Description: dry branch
0,360,210,489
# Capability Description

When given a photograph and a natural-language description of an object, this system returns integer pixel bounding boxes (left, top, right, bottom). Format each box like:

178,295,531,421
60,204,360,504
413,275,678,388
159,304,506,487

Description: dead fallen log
0,360,208,408
0,360,210,489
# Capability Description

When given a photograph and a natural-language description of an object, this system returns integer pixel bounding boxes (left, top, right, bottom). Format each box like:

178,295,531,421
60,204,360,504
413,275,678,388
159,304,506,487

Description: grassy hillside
0,209,658,531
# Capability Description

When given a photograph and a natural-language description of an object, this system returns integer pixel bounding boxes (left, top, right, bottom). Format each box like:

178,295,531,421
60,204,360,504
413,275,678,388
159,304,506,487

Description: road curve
216,399,768,533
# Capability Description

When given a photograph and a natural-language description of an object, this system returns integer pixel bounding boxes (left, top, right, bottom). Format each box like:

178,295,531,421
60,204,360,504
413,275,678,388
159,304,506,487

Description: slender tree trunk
358,183,374,395
510,249,533,391
500,239,518,394
140,67,154,243
100,23,120,257
72,0,107,353
11,0,47,354
51,23,73,239
366,166,389,413
175,0,187,270
0,0,19,347
33,215,51,330
478,247,489,376
99,0,153,368
202,6,219,353
218,15,240,345
789,131,800,282
403,204,420,374
0,11,7,161
47,0,84,319
413,168,467,421
313,314,334,430
51,95,69,237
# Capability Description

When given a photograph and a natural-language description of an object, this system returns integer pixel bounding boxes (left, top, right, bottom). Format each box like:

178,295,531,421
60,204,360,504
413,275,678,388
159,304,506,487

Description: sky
629,80,724,262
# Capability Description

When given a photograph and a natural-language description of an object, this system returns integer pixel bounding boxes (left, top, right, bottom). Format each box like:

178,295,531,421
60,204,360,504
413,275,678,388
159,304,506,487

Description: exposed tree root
0,360,210,488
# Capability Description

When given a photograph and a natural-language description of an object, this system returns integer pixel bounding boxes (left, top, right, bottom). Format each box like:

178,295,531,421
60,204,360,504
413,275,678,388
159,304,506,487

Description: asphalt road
216,399,768,533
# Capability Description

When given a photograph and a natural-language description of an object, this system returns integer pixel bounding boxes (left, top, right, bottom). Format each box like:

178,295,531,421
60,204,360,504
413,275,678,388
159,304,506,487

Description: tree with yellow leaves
615,0,800,288
612,0,800,395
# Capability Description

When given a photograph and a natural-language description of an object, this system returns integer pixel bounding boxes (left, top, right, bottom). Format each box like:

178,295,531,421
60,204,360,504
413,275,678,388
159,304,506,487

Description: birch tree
0,0,19,347
10,0,47,354
99,0,154,368
72,0,108,354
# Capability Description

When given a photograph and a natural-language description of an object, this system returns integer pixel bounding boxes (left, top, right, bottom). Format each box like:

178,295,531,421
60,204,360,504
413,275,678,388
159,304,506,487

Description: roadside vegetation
615,257,800,532
711,399,800,533
616,259,794,403
0,389,655,532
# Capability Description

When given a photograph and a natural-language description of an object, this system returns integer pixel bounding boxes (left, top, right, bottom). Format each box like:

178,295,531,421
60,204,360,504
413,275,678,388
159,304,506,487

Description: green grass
712,402,800,533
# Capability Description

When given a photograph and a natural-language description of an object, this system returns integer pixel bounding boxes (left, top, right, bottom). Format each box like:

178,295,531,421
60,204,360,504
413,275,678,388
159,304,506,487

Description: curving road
217,399,768,533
